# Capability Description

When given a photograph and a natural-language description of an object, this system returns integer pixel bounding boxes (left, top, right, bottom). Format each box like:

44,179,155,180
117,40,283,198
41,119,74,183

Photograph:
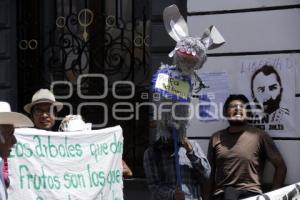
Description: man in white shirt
0,101,33,199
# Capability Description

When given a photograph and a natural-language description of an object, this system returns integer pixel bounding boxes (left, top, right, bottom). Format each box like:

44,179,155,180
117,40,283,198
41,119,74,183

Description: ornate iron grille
17,0,151,177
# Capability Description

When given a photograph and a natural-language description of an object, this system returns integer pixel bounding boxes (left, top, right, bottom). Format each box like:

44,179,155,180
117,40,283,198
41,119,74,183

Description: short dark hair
223,94,250,117
251,65,282,98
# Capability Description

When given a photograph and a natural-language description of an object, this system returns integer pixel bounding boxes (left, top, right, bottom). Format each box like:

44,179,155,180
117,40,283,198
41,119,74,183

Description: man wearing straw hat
24,89,63,130
0,101,33,199
2,89,64,190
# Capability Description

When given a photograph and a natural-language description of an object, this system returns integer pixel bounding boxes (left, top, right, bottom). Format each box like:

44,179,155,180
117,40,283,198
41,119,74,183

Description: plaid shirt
144,140,211,200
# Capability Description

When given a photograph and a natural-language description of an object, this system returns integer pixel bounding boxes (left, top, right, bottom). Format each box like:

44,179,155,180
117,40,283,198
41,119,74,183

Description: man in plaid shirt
144,137,210,200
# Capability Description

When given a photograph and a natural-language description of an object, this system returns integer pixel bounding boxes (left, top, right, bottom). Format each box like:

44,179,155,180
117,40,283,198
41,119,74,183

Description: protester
0,101,33,199
24,88,63,130
1,89,64,187
58,115,133,177
204,94,287,200
144,137,210,200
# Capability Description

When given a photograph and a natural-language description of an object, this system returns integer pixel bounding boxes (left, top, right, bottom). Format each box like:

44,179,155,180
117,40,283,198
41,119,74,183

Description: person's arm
2,158,9,188
182,138,211,181
122,160,133,177
202,138,215,200
143,148,175,200
263,133,287,189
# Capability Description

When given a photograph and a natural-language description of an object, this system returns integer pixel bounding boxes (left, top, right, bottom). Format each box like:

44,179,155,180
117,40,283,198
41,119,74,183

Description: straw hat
0,101,33,127
24,89,63,114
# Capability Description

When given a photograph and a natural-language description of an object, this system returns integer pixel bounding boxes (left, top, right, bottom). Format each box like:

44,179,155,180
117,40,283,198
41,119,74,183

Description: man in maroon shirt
204,94,287,200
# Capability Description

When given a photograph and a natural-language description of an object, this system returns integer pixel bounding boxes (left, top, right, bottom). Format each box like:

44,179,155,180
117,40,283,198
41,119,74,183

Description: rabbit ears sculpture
163,4,225,64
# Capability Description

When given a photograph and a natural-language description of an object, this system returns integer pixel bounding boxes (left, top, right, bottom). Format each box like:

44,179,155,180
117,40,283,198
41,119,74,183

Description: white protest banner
237,57,296,137
243,182,300,200
7,126,123,200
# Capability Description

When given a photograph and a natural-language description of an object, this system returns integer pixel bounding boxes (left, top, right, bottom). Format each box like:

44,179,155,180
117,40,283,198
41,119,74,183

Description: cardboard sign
152,65,191,102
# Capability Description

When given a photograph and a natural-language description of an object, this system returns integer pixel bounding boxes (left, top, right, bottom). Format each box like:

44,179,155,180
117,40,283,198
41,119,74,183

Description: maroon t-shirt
208,126,280,196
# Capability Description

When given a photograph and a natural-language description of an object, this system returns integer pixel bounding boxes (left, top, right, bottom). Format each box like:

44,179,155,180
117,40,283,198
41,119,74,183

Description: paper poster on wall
237,57,296,137
8,126,123,200
194,72,230,121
